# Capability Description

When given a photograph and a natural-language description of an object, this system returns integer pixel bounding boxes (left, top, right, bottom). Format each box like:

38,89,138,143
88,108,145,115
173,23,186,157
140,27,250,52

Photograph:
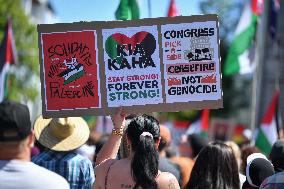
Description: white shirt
239,173,246,188
0,160,69,189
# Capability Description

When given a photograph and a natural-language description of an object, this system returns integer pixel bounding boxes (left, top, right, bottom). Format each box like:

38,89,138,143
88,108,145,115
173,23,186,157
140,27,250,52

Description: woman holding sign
93,109,180,189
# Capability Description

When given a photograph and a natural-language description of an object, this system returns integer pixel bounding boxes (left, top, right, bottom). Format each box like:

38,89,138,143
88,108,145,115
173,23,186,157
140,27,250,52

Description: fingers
118,106,126,118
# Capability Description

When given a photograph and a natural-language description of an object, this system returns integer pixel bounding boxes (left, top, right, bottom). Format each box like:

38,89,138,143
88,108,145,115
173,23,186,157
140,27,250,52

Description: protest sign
38,15,222,118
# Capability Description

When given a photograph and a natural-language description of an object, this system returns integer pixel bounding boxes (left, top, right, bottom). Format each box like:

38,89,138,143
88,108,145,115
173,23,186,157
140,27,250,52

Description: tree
0,0,39,102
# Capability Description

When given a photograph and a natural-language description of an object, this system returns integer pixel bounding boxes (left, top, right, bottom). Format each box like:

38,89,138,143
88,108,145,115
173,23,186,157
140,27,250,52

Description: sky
49,0,201,23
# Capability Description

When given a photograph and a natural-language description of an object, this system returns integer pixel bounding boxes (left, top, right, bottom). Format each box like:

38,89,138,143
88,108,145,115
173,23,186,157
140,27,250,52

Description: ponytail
132,133,159,189
126,115,160,189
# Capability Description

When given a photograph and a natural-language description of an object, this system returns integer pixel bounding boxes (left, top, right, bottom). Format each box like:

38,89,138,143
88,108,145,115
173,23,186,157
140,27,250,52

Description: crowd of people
1,100,284,189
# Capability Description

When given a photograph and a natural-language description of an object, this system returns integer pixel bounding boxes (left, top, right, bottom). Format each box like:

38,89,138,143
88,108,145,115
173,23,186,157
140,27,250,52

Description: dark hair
241,145,260,174
269,140,284,172
158,137,167,152
126,114,160,189
186,141,240,189
187,133,209,158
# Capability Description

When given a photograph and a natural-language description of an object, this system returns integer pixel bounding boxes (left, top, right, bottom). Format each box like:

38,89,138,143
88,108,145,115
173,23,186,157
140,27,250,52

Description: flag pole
272,1,284,133
276,0,284,137
250,0,270,141
148,0,152,18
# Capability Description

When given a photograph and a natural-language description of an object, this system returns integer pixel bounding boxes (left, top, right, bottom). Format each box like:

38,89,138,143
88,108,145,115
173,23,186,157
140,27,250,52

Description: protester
185,141,240,189
242,153,275,189
226,141,247,188
269,140,284,173
170,156,194,188
32,116,95,189
0,101,69,189
158,124,181,184
93,110,180,189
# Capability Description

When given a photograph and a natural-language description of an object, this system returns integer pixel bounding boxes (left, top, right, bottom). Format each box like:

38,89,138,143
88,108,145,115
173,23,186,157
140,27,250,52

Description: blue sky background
49,0,201,22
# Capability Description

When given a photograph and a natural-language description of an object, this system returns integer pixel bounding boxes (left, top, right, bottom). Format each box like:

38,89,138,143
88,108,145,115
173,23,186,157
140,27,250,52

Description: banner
38,15,222,118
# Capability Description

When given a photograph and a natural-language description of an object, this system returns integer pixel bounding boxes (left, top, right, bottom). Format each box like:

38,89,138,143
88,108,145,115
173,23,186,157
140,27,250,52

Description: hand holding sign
111,107,127,130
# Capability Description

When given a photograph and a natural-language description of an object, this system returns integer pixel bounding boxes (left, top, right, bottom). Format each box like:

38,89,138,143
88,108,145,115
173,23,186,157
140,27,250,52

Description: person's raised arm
95,108,126,165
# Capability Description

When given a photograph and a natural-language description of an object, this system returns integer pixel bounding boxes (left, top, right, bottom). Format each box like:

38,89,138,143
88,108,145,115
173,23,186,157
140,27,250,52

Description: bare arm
95,108,126,165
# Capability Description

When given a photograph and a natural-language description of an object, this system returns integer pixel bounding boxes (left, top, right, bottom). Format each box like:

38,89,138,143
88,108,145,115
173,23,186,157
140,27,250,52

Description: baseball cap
0,100,32,141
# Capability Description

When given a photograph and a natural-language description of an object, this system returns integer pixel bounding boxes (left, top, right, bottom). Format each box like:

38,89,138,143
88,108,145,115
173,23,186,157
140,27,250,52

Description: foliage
200,0,244,43
0,0,39,102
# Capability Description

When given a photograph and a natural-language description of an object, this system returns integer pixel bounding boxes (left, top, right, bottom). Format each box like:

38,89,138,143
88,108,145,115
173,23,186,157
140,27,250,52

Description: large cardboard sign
38,15,222,118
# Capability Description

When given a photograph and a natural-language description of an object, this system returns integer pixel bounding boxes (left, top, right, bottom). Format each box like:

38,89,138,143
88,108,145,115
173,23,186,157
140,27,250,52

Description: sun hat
0,100,31,141
246,153,275,187
34,116,90,151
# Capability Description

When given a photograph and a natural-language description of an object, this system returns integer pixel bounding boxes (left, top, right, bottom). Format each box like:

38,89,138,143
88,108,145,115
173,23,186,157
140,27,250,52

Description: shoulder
93,159,118,189
26,162,70,189
157,172,180,189
72,153,93,165
32,151,50,162
260,172,284,189
95,159,117,175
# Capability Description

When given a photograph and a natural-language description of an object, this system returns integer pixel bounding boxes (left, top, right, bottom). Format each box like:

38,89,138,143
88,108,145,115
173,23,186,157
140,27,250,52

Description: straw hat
34,116,90,151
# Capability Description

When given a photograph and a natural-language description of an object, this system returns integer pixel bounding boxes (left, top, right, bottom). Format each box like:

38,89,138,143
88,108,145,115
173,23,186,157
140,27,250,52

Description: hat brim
247,153,268,164
34,116,90,151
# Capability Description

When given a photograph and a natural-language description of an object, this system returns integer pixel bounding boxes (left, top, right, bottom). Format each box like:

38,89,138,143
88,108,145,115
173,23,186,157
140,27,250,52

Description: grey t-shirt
0,160,69,189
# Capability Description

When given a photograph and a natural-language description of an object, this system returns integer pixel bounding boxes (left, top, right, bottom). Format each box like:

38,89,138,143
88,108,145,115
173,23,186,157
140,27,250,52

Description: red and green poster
41,31,101,111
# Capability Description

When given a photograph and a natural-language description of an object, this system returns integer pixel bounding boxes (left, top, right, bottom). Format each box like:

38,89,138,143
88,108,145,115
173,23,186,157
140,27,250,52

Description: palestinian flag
224,0,261,75
0,20,17,102
255,91,279,156
167,0,179,17
186,109,210,137
115,0,140,20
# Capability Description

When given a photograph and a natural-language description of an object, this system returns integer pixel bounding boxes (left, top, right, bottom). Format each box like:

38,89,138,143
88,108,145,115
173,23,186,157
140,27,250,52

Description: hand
111,107,126,130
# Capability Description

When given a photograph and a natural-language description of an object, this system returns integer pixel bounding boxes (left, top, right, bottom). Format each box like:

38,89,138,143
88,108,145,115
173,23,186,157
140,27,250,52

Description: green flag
223,3,257,76
115,0,140,20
